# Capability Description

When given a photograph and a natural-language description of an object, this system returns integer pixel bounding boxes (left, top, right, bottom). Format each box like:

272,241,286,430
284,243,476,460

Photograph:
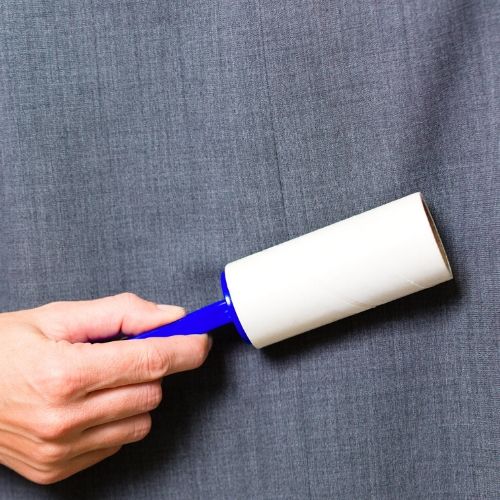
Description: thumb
31,293,186,342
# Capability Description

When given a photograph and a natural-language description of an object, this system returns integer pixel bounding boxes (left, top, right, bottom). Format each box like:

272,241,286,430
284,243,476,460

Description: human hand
0,293,211,484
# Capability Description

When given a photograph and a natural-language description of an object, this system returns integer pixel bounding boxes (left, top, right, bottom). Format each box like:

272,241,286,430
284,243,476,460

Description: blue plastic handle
128,271,252,344
130,299,231,340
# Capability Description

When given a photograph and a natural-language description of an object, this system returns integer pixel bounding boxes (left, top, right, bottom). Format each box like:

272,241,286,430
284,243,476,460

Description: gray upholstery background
1,1,498,498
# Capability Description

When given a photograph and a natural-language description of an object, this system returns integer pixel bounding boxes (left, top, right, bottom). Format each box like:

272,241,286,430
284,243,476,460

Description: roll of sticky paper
224,192,452,347
132,192,452,348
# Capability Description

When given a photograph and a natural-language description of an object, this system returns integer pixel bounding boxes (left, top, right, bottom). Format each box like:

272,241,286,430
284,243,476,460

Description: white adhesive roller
224,192,452,348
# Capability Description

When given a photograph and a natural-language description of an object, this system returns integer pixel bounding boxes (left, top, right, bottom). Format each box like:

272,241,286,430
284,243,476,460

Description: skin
0,293,211,484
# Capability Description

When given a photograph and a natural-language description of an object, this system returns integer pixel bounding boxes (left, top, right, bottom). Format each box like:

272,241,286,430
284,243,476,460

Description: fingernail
156,304,186,315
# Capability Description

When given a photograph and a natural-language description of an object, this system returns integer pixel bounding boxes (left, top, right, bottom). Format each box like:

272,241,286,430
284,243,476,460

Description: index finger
70,334,211,392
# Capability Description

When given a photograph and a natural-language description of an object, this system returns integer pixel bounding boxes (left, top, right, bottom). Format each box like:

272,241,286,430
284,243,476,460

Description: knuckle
117,292,140,306
142,382,163,410
144,348,170,378
29,470,58,485
34,442,69,465
39,301,64,314
31,468,65,485
132,414,152,440
37,410,74,440
40,360,78,403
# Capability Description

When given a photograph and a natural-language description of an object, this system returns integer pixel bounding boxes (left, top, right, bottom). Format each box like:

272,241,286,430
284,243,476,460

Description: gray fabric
1,0,498,498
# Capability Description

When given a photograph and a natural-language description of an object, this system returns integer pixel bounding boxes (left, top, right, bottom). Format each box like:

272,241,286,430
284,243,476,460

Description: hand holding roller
132,193,453,348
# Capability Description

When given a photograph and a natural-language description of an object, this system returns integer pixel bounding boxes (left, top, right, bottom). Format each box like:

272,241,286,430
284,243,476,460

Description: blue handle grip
130,299,232,340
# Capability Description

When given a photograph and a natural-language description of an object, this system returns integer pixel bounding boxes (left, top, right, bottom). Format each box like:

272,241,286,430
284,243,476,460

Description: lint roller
132,193,453,348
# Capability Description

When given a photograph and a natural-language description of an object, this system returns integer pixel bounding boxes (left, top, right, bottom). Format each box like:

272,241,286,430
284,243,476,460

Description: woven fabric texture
0,1,498,498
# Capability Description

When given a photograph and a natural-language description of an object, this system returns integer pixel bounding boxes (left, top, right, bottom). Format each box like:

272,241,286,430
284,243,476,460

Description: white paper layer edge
224,192,453,348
